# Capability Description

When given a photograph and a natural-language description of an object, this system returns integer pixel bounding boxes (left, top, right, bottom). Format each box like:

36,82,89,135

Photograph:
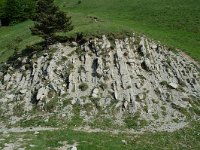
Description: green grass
0,121,199,149
0,0,200,62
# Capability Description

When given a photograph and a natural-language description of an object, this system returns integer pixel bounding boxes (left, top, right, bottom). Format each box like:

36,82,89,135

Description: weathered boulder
36,87,49,101
169,82,179,89
91,88,99,98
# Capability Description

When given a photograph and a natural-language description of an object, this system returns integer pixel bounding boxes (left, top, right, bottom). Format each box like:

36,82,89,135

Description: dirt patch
0,127,58,133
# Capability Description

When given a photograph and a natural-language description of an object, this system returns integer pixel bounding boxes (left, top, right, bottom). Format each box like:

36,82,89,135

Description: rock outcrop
0,34,199,130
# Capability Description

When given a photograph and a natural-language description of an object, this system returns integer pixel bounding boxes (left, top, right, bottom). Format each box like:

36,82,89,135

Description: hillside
0,0,200,62
0,34,200,149
0,0,200,149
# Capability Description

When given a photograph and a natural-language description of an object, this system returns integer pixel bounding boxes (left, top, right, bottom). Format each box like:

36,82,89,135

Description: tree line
1,0,73,51
0,0,36,25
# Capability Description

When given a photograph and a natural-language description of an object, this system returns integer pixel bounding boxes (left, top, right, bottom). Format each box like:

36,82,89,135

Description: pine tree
30,0,73,49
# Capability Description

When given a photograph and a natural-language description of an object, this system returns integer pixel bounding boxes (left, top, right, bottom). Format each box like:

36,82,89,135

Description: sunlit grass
0,0,199,62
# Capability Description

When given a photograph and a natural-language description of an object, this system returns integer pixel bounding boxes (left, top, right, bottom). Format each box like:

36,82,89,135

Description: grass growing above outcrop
0,0,200,62
0,121,199,149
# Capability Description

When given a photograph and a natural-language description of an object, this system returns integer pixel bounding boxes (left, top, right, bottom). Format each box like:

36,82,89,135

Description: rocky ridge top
0,34,199,131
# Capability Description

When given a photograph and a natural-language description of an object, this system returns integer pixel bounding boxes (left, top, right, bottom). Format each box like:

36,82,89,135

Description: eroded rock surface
0,34,199,130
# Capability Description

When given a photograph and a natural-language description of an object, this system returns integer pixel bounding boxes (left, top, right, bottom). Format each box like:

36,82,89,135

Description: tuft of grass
152,114,159,120
13,102,24,117
43,97,59,113
68,104,83,127
171,103,191,119
124,111,140,129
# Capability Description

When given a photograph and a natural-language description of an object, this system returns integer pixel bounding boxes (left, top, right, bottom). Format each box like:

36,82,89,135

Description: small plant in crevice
143,105,148,113
61,56,68,62
75,47,86,56
99,81,108,90
83,103,94,116
124,111,147,129
79,83,89,91
90,96,101,110
78,65,85,73
152,99,159,104
48,89,56,98
67,50,75,57
188,98,200,116
63,97,73,106
103,65,110,70
171,103,191,119
68,104,83,127
160,81,168,86
136,92,147,102
127,85,131,89
137,74,146,80
96,73,103,78
90,117,113,129
65,62,74,76
154,88,161,97
103,75,109,81
162,111,167,116
130,75,134,79
13,103,24,117
161,106,166,111
68,63,74,70
43,97,59,113
152,114,159,120
173,118,180,123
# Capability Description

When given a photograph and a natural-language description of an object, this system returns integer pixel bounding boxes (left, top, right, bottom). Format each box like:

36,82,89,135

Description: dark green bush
79,83,89,91
1,0,36,25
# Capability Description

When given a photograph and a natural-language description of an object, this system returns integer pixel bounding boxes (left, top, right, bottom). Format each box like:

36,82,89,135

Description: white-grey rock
122,140,128,145
0,34,199,131
71,146,77,150
20,89,27,94
36,87,48,100
169,83,178,89
143,59,152,71
4,74,11,82
5,94,15,100
91,88,99,98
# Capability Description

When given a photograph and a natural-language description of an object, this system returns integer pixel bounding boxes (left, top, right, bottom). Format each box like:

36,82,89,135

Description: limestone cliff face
0,35,199,130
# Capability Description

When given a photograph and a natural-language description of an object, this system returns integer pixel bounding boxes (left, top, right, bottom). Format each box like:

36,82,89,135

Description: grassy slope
63,0,200,60
0,0,200,62
0,121,199,149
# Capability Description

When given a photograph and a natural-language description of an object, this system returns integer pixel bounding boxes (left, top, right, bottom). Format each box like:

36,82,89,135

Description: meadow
0,0,199,62
0,121,199,149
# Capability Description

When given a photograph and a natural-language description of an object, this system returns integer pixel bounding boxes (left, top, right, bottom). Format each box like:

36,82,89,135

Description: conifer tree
30,0,73,49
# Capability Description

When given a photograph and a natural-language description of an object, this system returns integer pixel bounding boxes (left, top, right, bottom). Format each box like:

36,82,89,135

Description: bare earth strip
0,127,58,133
0,122,188,134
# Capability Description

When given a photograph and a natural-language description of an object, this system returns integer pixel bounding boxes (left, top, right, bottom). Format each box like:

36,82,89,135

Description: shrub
77,0,82,5
79,83,89,91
